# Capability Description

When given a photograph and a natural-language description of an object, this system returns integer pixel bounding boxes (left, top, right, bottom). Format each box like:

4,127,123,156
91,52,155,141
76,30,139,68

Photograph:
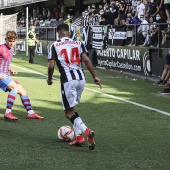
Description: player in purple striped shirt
0,31,44,120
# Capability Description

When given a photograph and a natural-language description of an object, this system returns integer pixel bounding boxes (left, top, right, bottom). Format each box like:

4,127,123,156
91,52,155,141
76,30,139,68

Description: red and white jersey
48,37,88,83
0,44,13,76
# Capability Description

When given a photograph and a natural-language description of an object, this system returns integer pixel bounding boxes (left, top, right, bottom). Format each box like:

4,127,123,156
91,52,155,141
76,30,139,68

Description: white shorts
61,80,85,110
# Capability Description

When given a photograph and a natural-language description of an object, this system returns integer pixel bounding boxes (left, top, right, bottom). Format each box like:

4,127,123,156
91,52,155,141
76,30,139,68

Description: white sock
5,109,11,114
73,125,82,136
28,110,34,114
74,117,87,133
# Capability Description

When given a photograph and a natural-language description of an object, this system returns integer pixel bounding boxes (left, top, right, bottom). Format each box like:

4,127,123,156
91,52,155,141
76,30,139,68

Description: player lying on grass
0,31,44,120
47,23,102,150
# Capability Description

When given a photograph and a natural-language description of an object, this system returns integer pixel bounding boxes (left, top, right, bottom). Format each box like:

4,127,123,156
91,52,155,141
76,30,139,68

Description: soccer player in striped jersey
47,23,101,150
0,31,44,120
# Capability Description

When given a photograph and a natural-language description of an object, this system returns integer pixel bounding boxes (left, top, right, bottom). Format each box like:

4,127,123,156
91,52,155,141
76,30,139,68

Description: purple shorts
0,73,14,92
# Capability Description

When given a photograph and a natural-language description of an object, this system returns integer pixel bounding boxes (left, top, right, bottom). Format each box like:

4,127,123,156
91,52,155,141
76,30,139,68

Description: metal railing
17,27,57,41
126,22,169,48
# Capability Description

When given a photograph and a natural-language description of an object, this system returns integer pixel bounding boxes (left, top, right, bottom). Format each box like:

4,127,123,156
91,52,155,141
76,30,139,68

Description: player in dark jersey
0,31,44,120
47,23,101,150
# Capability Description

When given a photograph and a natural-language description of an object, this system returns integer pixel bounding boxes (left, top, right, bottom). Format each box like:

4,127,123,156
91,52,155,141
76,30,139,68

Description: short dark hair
57,23,69,32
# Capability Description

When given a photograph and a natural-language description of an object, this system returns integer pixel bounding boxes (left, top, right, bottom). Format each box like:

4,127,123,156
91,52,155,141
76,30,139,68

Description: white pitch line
11,64,170,117
85,87,170,116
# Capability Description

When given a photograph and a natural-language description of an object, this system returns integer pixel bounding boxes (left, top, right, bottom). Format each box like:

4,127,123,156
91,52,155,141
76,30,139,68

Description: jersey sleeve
48,44,57,60
80,43,89,56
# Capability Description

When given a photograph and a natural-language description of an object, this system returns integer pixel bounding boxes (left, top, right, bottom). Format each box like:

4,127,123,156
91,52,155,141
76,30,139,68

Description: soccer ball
58,125,75,141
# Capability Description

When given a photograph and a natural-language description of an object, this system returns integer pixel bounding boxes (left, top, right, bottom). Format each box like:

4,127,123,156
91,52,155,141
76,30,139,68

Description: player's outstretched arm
82,53,102,88
47,60,55,85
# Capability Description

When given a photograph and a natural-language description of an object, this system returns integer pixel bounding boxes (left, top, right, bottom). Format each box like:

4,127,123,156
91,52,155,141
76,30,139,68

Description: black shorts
164,3,170,10
166,53,170,66
119,14,126,20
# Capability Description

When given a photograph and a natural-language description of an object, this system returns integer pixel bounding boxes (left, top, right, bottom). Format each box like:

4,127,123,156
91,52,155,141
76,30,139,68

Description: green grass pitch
0,53,170,170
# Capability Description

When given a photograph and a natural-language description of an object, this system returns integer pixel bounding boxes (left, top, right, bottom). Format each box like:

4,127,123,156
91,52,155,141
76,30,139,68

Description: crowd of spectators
16,0,170,47
80,0,167,26
80,0,170,47
17,6,65,28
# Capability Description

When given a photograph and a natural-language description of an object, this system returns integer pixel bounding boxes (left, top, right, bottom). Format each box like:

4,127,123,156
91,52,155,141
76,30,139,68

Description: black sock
70,114,79,124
